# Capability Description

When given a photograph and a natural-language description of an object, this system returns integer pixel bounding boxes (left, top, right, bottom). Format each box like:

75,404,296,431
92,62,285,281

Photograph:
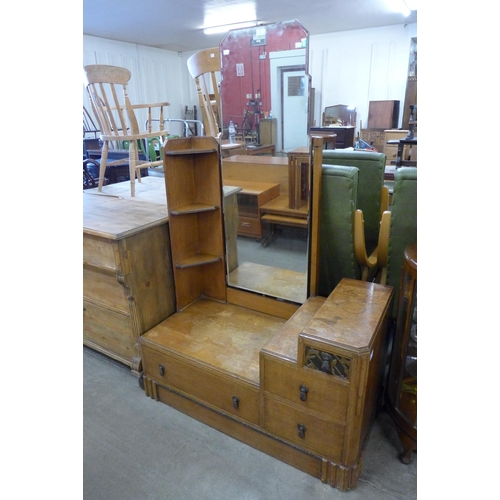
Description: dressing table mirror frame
322,104,357,127
219,20,313,309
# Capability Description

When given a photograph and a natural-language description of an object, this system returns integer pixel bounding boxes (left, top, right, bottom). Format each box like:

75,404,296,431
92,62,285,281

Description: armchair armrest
354,209,377,281
376,211,391,285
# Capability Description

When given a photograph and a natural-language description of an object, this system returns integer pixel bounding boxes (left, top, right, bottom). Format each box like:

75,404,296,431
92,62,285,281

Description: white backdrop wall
84,22,416,137
309,23,417,130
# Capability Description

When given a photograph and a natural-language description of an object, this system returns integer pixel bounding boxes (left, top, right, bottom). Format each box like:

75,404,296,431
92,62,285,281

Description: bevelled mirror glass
219,20,311,304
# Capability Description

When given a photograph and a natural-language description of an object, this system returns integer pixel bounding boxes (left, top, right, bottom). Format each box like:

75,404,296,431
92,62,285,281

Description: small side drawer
263,395,344,461
262,356,349,424
142,345,260,425
238,216,261,237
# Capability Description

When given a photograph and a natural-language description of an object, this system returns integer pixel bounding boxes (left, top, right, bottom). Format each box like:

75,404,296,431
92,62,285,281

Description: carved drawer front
142,345,260,425
238,216,261,237
262,358,349,424
83,236,116,270
83,300,134,359
83,268,129,313
263,395,344,462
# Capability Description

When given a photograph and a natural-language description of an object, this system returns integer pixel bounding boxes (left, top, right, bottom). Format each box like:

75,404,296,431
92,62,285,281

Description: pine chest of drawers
83,193,175,374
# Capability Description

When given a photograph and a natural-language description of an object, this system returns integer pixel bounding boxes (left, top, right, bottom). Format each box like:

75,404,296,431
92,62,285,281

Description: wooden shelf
163,136,226,310
175,253,222,269
164,147,217,156
170,203,219,215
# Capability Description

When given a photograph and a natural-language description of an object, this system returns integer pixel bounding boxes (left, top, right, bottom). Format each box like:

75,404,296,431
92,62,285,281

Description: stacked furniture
137,136,395,491
318,150,387,296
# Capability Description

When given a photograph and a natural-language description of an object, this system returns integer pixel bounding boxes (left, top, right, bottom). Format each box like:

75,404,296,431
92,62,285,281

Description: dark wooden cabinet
367,100,400,129
310,126,354,149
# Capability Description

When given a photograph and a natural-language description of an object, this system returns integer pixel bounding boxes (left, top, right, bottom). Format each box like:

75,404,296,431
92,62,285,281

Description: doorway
269,48,308,153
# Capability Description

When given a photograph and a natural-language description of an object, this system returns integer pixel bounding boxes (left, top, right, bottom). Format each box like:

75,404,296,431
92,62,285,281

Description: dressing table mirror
323,104,357,127
219,20,312,305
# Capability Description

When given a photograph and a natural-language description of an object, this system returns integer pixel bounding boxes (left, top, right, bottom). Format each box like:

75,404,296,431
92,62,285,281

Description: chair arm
376,210,391,285
129,102,170,109
354,209,378,281
380,185,389,217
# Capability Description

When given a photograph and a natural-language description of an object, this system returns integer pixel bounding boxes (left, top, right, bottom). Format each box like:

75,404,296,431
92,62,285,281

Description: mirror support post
308,137,324,297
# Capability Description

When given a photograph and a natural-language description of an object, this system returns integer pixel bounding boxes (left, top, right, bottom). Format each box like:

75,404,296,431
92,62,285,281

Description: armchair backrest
386,167,417,317
84,64,140,143
322,150,386,254
187,48,221,138
317,165,359,297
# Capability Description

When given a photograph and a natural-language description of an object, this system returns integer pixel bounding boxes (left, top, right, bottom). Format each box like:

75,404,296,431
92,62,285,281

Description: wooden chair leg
129,142,138,197
98,142,109,192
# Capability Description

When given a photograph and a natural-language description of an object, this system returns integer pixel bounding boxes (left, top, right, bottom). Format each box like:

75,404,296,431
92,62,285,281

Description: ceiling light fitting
203,21,258,35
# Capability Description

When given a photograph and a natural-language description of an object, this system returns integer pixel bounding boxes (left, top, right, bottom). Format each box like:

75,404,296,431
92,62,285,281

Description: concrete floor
83,346,417,500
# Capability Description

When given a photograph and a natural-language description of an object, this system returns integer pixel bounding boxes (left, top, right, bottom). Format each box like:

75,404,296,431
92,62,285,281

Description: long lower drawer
142,345,260,425
262,394,344,462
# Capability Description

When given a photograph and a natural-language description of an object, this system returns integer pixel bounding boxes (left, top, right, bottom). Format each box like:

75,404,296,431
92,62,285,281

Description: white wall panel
309,23,416,130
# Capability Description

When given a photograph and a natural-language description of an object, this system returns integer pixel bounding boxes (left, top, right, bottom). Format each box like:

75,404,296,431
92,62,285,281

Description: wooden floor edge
144,376,362,492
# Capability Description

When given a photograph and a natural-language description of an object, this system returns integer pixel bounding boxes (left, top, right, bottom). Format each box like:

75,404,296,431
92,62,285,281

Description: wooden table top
223,179,279,195
260,194,308,217
223,155,288,166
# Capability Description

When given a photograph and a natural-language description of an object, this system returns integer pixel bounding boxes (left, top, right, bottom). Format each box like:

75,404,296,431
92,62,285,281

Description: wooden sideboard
83,186,175,374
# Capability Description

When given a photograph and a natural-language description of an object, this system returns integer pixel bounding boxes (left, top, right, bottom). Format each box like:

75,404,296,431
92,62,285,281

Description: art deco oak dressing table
138,134,394,491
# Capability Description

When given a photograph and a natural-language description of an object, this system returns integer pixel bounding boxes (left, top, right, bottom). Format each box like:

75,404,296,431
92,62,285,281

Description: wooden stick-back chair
83,64,170,196
186,48,221,138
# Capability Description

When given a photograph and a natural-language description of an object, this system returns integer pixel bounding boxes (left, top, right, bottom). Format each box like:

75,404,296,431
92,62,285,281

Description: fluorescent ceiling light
386,0,415,16
404,0,417,10
204,21,257,35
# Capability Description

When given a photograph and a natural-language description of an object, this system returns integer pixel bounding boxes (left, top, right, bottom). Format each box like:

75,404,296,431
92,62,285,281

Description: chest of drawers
260,279,393,489
83,193,175,374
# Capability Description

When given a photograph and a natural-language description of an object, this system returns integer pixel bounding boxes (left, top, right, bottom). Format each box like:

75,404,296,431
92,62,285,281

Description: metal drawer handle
158,364,165,376
297,423,306,439
232,396,240,409
241,222,251,227
299,385,309,402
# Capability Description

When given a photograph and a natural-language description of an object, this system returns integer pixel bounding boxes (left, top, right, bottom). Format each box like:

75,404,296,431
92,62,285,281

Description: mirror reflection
323,104,357,127
219,20,311,304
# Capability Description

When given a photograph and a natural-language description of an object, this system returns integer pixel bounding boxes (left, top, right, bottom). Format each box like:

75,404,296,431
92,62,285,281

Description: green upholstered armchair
377,167,417,317
322,150,387,254
317,165,359,297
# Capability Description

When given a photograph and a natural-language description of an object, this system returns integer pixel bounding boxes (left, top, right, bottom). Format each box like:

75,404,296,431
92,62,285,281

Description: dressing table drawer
263,395,344,461
262,357,349,424
142,345,260,425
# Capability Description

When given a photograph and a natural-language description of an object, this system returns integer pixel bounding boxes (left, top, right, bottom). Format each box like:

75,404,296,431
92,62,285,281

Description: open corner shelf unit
139,136,394,492
162,136,227,311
